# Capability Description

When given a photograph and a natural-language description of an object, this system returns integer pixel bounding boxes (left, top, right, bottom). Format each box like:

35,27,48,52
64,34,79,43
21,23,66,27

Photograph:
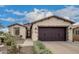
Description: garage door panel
38,27,66,41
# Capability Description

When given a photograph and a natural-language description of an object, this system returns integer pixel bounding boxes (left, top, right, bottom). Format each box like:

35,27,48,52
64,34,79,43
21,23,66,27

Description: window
14,27,20,35
26,29,31,38
75,29,79,35
73,29,75,34
76,30,78,35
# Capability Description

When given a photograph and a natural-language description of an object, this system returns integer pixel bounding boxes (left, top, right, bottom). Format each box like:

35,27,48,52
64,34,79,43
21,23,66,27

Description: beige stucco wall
9,25,26,39
32,17,73,41
72,25,79,41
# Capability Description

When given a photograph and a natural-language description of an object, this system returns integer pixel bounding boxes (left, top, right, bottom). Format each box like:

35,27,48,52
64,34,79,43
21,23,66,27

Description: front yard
0,33,52,54
1,32,79,54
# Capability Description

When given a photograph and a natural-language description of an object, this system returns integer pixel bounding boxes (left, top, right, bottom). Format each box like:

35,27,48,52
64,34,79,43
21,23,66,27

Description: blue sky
0,5,79,28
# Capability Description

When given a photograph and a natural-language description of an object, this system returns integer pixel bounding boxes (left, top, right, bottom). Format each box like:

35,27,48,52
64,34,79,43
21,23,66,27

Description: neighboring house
72,23,79,41
8,15,74,42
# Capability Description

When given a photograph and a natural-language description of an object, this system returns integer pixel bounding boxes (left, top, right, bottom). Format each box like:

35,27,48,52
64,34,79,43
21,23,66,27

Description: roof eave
31,15,75,25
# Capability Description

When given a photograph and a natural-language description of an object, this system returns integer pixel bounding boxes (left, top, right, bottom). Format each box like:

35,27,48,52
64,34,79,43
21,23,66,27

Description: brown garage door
38,27,66,41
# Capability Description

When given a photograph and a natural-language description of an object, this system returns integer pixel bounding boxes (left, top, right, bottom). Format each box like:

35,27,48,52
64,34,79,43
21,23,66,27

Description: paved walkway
17,39,33,54
18,39,33,46
42,41,79,54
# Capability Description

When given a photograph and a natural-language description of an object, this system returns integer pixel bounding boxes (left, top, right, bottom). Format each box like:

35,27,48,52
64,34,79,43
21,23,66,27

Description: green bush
3,33,21,54
0,31,4,35
7,45,21,54
33,41,52,54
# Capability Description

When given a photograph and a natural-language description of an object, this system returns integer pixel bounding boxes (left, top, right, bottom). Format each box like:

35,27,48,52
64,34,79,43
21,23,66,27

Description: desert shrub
3,33,21,54
0,31,4,35
7,45,21,54
33,41,52,54
3,33,16,45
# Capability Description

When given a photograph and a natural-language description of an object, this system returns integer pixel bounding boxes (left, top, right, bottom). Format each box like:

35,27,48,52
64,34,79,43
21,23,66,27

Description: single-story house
8,15,74,42
72,23,79,41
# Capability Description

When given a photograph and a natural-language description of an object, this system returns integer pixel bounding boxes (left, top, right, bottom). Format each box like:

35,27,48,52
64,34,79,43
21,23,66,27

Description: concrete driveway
42,41,79,54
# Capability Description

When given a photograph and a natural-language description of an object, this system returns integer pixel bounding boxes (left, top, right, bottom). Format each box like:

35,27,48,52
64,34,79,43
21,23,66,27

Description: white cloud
5,9,27,16
0,28,8,32
73,22,79,25
54,6,79,22
25,7,79,22
0,17,15,22
4,6,79,23
25,8,53,22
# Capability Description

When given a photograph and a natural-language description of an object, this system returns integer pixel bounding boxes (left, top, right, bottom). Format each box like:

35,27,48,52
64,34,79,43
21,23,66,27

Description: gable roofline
8,15,75,28
31,15,75,25
24,23,31,25
8,23,27,28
